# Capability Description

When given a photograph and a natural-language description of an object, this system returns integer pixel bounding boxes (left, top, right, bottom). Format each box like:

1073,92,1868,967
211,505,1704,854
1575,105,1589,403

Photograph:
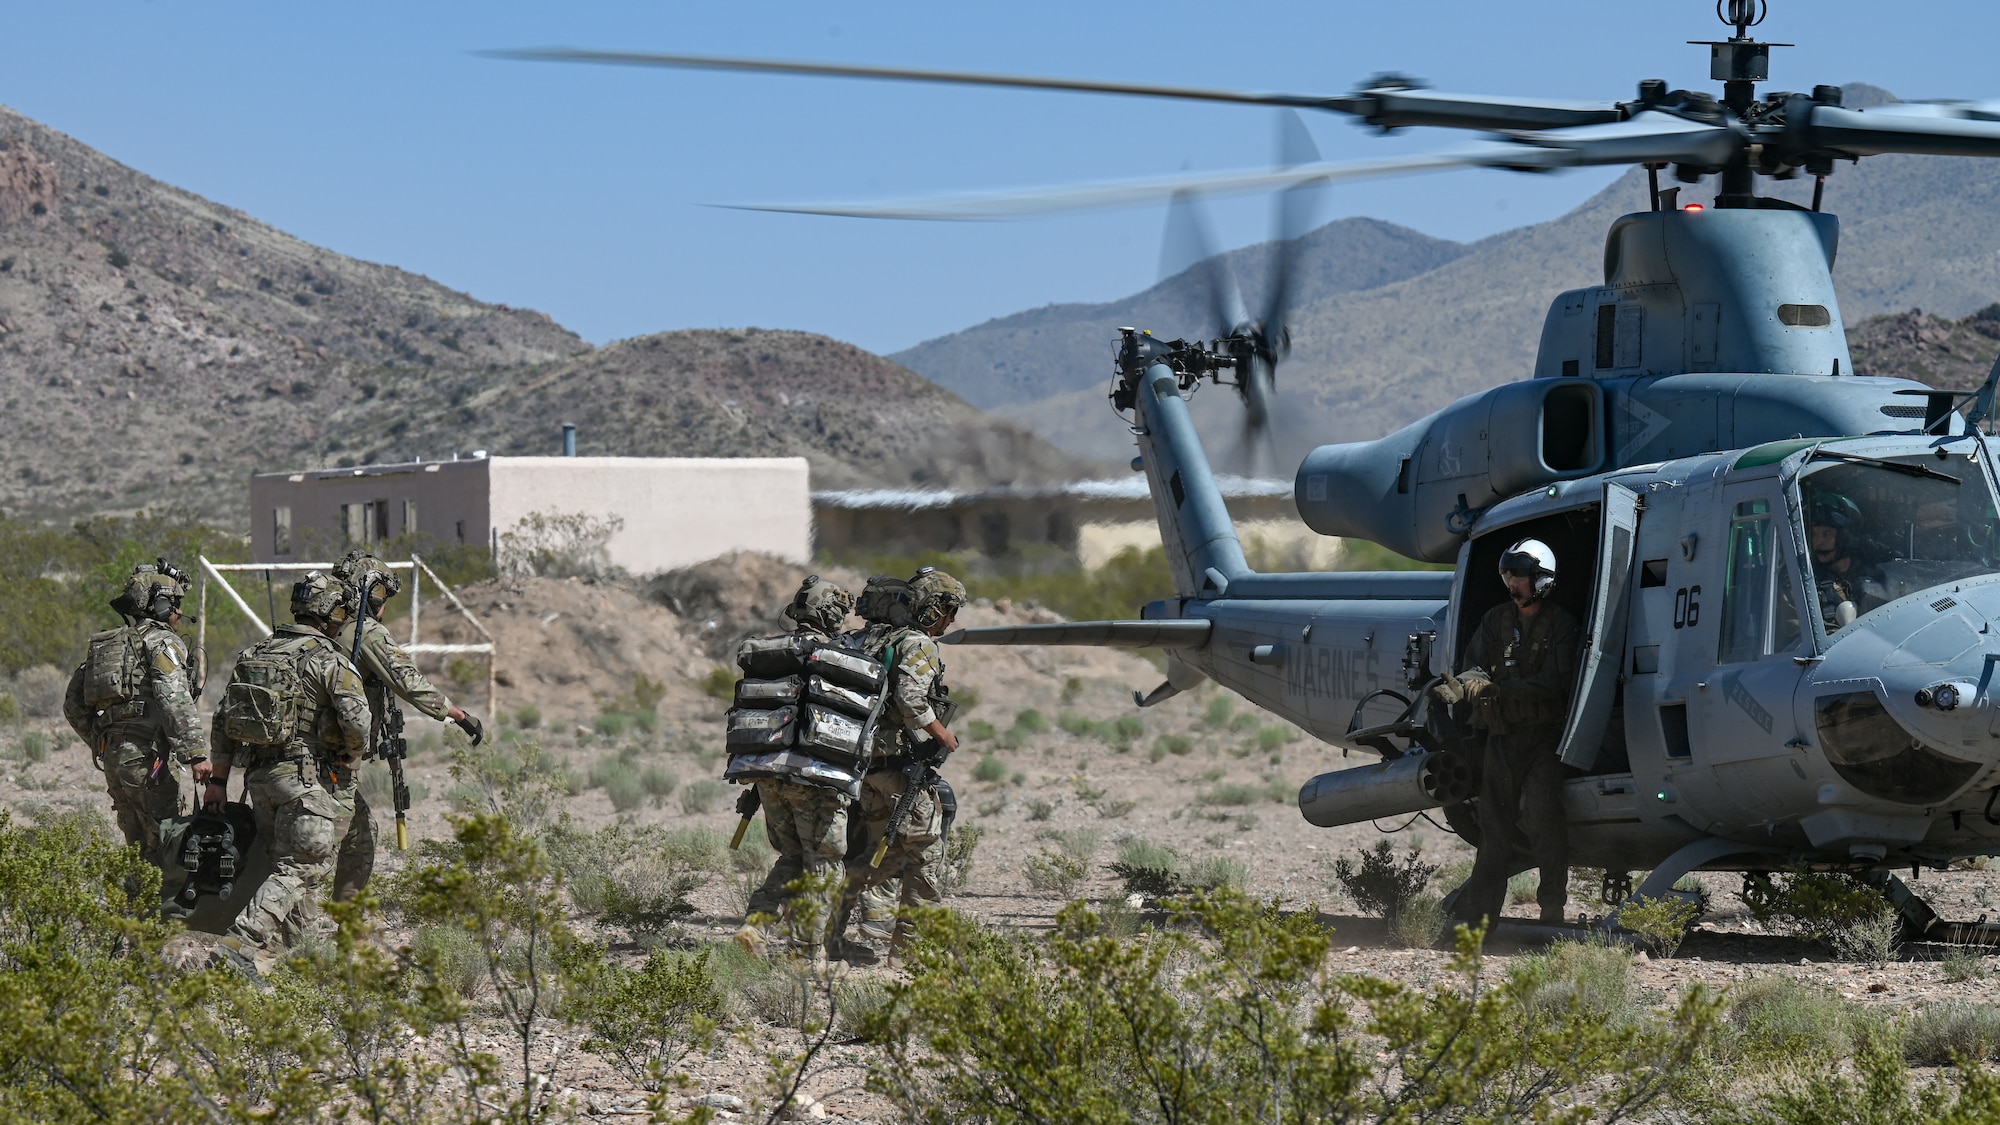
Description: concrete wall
250,458,491,563
487,457,811,574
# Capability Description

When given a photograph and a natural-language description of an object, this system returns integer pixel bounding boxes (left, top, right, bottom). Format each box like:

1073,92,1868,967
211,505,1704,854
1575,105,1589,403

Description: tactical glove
455,712,485,746
1429,677,1465,707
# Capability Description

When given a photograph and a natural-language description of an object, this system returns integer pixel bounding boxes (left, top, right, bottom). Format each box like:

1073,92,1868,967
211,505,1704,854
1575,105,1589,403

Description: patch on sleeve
150,645,181,676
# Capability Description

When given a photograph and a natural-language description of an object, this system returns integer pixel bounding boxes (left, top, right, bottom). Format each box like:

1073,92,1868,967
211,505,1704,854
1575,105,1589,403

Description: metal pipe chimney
562,423,577,457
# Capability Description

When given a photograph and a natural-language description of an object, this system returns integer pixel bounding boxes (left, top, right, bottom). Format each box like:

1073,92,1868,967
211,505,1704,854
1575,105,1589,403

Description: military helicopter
502,2,2000,939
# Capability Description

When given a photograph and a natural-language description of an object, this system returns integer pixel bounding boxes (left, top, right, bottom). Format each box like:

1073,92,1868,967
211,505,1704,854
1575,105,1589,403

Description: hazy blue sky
3,1,1995,354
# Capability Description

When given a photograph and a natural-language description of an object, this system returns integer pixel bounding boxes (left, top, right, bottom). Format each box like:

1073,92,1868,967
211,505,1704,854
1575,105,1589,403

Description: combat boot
733,921,773,960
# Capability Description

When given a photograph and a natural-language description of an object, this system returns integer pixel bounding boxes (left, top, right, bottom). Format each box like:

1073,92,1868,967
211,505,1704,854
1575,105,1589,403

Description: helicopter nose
1806,600,2000,806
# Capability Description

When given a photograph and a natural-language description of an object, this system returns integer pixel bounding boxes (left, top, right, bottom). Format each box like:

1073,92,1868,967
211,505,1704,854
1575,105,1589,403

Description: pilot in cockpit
1807,493,1882,629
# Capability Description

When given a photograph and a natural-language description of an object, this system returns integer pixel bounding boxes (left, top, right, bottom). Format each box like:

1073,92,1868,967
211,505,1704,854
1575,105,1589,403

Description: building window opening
402,499,417,536
273,506,292,556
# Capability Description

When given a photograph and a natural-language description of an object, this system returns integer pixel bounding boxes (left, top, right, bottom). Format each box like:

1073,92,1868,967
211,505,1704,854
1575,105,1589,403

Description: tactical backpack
80,626,148,710
855,575,914,629
217,634,316,747
724,632,887,793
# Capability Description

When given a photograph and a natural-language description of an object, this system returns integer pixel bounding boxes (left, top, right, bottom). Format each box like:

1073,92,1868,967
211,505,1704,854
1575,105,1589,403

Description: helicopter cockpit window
1797,455,2000,634
1719,499,1805,664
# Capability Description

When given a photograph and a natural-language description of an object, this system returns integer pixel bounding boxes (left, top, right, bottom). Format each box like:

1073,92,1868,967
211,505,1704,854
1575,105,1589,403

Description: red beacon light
1683,203,1705,212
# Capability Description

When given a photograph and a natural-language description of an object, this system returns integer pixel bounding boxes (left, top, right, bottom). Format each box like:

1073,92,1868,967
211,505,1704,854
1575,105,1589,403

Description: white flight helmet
1498,538,1557,600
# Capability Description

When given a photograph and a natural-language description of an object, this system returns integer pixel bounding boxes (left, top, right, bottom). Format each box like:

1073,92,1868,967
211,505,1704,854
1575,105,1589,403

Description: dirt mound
643,551,847,662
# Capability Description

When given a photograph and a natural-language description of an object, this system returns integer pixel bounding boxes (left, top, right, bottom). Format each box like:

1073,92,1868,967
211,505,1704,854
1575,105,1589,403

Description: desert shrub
1109,837,1186,897
681,779,726,814
411,922,487,999
10,666,65,718
1332,839,1438,921
497,509,624,579
357,762,429,812
1155,734,1194,757
1743,870,1901,961
1508,871,1541,905
592,711,630,738
18,730,49,765
1023,850,1087,895
639,764,679,801
566,947,722,1090
1026,797,1056,821
1039,826,1101,863
1013,708,1049,734
1185,854,1249,892
967,719,997,741
1263,775,1294,803
1619,895,1702,957
1733,1024,2000,1124
939,823,983,893
1095,798,1137,819
1941,947,1990,983
1726,974,1875,1064
699,666,738,701
1201,695,1233,728
1112,715,1144,743
547,823,723,936
1072,778,1107,803
861,892,1724,1124
1516,940,1635,1024
1905,1000,2000,1066
0,693,16,723
1255,724,1298,750
1390,893,1450,948
1199,782,1261,807
732,830,774,874
590,760,645,812
972,753,1006,783
513,703,542,728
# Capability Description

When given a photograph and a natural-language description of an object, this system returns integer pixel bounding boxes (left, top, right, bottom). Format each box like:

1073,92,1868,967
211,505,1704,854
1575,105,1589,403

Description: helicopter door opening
1452,488,1637,778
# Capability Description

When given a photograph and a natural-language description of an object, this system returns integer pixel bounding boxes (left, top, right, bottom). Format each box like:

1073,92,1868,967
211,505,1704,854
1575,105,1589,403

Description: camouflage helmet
907,567,967,630
112,559,189,623
332,548,402,601
289,570,352,625
783,574,854,635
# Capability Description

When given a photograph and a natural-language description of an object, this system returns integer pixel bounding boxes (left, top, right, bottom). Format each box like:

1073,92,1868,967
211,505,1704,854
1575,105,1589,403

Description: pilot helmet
1809,492,1862,533
1498,538,1557,600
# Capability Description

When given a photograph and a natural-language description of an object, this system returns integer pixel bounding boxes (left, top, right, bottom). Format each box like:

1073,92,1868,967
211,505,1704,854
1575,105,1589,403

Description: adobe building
250,453,812,573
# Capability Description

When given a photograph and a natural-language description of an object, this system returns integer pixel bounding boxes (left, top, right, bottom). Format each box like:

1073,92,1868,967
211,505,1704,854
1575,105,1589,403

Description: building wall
487,456,811,574
250,458,491,563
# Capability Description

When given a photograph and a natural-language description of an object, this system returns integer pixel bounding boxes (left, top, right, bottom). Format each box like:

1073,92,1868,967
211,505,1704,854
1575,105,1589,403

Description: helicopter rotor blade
1800,103,2000,159
1263,109,1326,366
723,110,1740,221
484,47,1629,131
1160,192,1250,338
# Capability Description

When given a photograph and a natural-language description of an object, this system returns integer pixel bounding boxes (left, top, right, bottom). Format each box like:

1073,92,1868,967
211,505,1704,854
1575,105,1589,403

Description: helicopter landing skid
1876,874,2000,947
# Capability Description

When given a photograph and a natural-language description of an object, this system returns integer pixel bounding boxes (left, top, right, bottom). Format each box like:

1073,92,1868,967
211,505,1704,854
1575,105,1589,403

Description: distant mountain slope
891,217,1467,411
325,327,1106,493
0,106,1100,521
893,84,2000,465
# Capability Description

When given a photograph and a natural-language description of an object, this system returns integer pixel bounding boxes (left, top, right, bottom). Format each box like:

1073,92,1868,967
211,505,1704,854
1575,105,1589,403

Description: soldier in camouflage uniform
62,561,206,869
204,571,371,957
329,549,485,899
735,576,858,961
838,567,965,956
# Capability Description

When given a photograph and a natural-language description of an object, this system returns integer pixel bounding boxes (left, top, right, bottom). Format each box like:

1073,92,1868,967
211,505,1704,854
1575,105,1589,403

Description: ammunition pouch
95,699,150,724
726,631,889,787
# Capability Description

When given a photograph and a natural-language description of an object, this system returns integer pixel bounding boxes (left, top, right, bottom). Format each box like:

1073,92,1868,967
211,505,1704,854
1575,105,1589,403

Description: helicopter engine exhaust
1298,750,1473,829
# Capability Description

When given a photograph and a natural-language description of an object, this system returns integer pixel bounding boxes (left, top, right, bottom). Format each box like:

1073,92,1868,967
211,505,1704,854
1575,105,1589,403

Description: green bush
1332,840,1438,921
1743,870,1901,961
1023,849,1087,895
1619,895,1702,957
1201,695,1234,728
589,760,645,812
680,779,726,815
1026,797,1056,822
1390,893,1450,948
939,822,984,894
593,711,630,738
1199,783,1261,807
513,703,542,728
967,719,997,741
411,922,487,998
18,730,48,765
1726,974,1872,1064
1516,940,1635,1024
1905,1000,2000,1066
1155,734,1194,758
567,947,722,1090
972,753,1007,783
0,693,17,723
1255,724,1298,750
1013,709,1049,734
699,666,739,701
1095,798,1137,819
640,764,679,800
1184,854,1249,892
861,892,1724,1124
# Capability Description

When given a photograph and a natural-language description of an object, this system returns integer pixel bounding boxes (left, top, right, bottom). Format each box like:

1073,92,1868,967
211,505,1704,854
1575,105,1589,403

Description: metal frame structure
194,554,497,716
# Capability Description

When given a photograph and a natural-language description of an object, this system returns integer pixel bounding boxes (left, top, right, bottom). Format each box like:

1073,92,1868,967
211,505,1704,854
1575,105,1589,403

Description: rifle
348,575,412,851
869,741,945,869
381,695,411,851
730,785,761,849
